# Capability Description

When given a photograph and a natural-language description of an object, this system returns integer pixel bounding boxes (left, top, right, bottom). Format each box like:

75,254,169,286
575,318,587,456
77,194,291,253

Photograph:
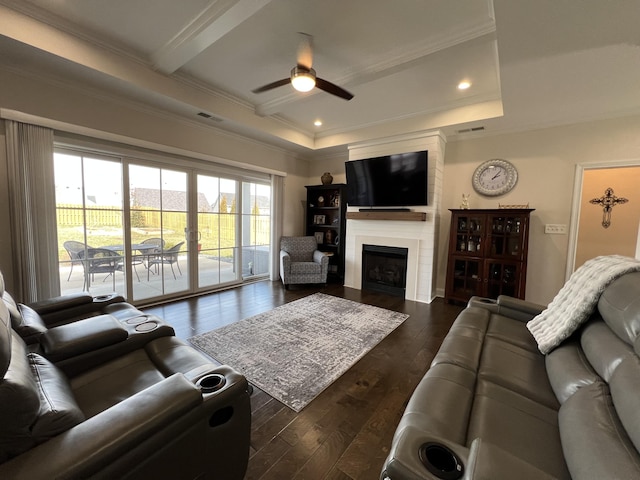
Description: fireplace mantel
346,211,426,221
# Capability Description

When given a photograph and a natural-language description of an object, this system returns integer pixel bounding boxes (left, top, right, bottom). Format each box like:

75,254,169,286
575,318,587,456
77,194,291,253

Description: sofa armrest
41,314,129,362
0,374,202,479
382,425,469,480
280,250,291,269
463,438,558,480
30,292,94,316
31,293,127,326
313,250,329,266
467,296,545,322
496,296,545,321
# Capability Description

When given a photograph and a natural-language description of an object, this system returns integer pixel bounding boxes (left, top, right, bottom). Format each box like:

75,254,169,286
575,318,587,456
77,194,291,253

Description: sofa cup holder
94,294,114,302
126,315,150,325
419,443,463,480
134,321,158,332
476,298,496,304
196,374,226,393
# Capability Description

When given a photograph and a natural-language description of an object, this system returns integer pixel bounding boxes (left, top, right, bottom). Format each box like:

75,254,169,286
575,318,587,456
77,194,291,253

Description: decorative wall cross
589,187,628,228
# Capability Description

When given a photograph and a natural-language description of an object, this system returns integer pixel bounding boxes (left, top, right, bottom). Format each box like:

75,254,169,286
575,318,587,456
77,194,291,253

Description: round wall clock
472,159,518,196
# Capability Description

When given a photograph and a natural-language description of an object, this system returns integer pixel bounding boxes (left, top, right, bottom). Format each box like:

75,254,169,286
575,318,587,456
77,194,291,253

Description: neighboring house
131,188,211,212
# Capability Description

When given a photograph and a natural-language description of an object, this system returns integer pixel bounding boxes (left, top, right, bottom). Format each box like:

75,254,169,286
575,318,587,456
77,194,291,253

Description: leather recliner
0,284,251,478
1,271,177,375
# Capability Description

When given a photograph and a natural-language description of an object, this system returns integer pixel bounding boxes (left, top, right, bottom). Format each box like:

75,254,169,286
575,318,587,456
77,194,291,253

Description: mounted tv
345,150,428,208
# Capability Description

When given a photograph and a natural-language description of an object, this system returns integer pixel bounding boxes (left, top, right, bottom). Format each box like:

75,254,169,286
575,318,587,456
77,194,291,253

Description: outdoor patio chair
141,237,165,252
62,240,92,281
147,241,184,280
131,237,165,281
78,248,124,291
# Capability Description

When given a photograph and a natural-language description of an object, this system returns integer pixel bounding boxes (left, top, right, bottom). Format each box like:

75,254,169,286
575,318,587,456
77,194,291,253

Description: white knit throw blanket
527,255,640,354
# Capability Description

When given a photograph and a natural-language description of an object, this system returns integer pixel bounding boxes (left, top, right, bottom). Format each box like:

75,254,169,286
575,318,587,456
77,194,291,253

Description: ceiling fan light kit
252,33,354,101
291,66,316,92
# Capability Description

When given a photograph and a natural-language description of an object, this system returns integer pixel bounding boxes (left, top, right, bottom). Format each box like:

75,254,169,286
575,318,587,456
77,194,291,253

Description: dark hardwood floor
143,281,463,480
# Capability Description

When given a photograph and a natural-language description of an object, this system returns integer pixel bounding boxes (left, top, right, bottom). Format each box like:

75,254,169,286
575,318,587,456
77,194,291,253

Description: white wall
343,131,445,303
0,68,310,292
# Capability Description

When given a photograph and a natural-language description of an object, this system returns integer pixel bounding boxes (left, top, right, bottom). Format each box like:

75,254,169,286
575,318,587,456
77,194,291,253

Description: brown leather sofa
382,270,640,479
0,275,251,479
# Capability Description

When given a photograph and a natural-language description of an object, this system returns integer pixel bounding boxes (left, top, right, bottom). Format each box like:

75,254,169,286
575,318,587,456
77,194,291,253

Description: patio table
101,244,161,281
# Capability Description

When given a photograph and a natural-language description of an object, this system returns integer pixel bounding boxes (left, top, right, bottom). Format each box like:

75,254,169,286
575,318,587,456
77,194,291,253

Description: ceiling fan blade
296,32,313,69
252,78,291,94
316,78,354,101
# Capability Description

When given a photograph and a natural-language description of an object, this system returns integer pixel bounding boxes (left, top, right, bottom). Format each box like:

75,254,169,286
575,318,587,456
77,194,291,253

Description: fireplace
362,244,409,297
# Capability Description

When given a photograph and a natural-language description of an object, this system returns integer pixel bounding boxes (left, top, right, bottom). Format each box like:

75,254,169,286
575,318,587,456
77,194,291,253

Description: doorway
568,163,640,274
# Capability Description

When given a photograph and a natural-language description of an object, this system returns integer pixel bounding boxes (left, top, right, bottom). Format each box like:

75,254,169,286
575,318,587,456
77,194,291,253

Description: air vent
197,112,223,122
457,126,485,134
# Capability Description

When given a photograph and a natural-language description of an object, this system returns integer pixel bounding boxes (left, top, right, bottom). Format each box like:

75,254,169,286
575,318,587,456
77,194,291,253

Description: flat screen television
345,150,428,207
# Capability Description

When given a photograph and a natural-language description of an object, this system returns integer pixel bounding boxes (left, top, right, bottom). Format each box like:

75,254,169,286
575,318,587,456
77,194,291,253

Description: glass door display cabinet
445,209,534,304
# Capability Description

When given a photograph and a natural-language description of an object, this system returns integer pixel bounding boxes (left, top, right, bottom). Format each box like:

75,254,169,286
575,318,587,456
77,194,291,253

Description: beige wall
439,117,640,305
309,116,640,305
3,67,640,304
0,69,310,292
575,166,640,267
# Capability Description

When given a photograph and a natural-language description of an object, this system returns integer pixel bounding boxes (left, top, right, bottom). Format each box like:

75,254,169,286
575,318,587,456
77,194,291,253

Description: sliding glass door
241,182,271,278
193,175,271,290
55,151,127,293
196,174,239,289
129,164,189,301
55,148,272,304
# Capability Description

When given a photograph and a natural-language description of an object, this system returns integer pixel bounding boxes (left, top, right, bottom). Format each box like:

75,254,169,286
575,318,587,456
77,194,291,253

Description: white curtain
5,120,59,302
270,174,284,281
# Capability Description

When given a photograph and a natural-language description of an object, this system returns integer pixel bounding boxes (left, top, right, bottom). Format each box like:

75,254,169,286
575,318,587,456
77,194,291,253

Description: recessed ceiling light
458,81,471,90
314,120,323,127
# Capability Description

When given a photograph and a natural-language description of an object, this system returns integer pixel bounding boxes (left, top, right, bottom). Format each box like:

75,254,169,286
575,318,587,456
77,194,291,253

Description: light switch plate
544,224,567,234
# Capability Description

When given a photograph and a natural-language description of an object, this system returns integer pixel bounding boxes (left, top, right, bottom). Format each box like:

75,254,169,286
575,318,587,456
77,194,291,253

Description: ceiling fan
252,33,354,101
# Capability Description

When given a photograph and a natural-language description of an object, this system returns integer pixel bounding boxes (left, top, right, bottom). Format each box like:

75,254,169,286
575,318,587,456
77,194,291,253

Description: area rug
188,293,409,411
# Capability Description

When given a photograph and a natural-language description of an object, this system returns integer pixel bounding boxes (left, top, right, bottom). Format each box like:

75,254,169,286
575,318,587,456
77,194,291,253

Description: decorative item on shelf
331,193,340,207
325,229,336,244
314,231,324,244
335,235,339,246
498,203,530,209
313,214,326,225
317,195,325,206
321,172,333,185
460,193,470,209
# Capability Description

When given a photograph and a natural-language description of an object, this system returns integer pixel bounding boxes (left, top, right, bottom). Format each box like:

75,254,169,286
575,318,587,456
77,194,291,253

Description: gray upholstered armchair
279,236,329,289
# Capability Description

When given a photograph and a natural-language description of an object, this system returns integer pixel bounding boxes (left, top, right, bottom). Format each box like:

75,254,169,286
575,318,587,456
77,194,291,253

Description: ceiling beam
151,0,273,75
